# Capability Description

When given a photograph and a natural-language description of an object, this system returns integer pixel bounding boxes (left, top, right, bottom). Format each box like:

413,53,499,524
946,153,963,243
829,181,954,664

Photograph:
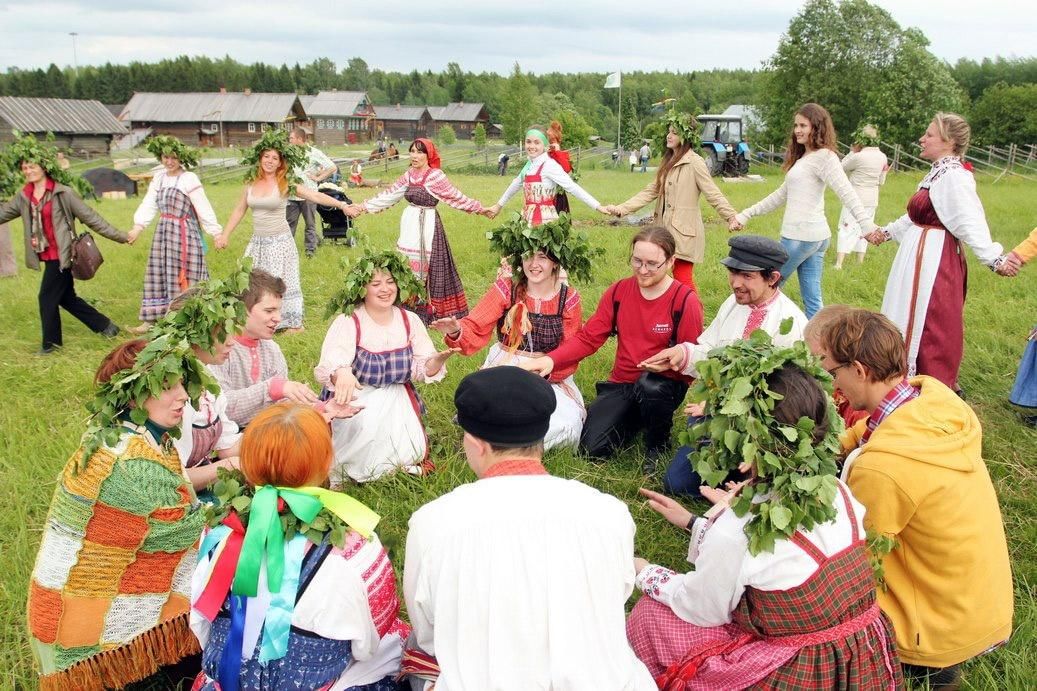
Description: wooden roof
0,97,126,135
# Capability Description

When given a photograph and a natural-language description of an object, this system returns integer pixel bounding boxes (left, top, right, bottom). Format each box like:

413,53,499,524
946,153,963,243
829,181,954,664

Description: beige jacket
614,150,736,263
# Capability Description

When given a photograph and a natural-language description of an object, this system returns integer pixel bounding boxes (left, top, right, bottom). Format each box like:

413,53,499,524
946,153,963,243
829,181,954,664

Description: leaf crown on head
486,212,604,286
680,324,843,555
145,135,200,169
325,248,426,318
664,109,698,146
2,131,93,199
240,129,305,184
852,124,881,148
79,261,252,465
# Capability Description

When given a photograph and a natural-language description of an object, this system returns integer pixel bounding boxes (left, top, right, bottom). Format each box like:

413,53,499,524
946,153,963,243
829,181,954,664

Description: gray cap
720,235,788,272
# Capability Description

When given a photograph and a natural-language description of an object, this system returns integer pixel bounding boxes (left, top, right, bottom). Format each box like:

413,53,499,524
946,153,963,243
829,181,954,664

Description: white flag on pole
603,72,621,89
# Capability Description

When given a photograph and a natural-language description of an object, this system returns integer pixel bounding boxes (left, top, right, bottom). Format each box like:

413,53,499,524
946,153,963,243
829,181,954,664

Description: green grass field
1,164,1034,689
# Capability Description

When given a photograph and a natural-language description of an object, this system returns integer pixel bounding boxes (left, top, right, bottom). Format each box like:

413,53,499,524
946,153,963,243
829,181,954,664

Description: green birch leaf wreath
2,130,96,199
325,247,426,319
486,212,604,285
240,128,306,185
679,324,895,579
145,134,201,169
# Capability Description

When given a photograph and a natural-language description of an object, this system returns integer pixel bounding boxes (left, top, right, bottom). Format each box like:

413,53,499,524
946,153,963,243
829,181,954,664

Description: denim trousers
779,236,829,318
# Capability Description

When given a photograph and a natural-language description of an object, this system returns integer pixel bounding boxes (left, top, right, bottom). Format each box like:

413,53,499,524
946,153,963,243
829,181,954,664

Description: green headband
526,129,549,146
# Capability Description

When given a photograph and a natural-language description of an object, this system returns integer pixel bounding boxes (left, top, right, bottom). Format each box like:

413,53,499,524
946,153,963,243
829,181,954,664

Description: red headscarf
415,138,441,169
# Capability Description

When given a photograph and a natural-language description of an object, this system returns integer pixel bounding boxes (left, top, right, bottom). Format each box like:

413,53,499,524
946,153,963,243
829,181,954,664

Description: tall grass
0,164,1034,689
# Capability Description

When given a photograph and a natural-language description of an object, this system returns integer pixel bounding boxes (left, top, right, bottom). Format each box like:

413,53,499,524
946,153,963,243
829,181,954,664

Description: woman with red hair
347,138,487,324
216,131,350,333
190,403,409,690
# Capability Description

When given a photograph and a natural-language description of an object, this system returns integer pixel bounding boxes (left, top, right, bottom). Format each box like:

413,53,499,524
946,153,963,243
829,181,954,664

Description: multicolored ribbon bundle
195,485,380,691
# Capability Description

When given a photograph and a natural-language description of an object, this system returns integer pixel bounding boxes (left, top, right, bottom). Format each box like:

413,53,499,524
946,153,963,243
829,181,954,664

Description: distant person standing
629,149,638,172
0,222,15,277
497,151,510,176
834,124,889,269
639,141,651,172
286,127,336,258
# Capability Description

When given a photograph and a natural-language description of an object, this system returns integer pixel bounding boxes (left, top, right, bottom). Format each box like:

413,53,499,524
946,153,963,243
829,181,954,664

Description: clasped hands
996,251,1023,277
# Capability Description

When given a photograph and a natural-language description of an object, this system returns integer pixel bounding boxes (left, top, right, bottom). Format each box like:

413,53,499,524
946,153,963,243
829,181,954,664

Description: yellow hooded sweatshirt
841,376,1013,668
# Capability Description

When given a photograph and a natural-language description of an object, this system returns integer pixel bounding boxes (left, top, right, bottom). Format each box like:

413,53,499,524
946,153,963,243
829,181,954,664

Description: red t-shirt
23,178,58,261
548,277,703,384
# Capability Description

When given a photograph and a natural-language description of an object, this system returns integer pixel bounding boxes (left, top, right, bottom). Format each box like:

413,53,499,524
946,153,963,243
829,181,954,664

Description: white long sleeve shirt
736,149,871,242
496,153,601,209
636,481,866,627
133,171,222,236
404,473,655,691
678,291,808,377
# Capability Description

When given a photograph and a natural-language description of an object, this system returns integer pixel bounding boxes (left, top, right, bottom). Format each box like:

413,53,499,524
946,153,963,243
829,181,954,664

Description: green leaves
1,131,94,199
206,468,354,550
324,248,426,319
240,129,306,185
145,135,200,169
77,264,249,467
486,212,604,286
676,328,844,555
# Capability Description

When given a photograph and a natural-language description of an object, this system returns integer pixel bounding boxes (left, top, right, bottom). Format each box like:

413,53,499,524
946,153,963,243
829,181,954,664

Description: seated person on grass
639,235,807,494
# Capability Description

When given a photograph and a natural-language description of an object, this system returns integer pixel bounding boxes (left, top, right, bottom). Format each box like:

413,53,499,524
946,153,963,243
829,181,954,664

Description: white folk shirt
290,144,336,200
496,153,601,209
133,170,222,235
736,149,871,242
637,480,867,627
404,472,656,691
678,291,808,377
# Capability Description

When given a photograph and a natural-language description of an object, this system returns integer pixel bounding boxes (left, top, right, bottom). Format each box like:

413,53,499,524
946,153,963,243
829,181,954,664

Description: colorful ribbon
195,484,382,672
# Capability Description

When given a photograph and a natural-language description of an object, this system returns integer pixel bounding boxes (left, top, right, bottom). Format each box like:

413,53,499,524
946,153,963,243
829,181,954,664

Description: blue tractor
699,114,751,177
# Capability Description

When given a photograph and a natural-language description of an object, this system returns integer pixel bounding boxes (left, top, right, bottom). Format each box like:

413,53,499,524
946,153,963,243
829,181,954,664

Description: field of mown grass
0,161,1034,689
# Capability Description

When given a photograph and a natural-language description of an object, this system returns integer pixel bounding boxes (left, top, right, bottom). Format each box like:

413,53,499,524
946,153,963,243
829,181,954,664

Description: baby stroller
315,182,357,246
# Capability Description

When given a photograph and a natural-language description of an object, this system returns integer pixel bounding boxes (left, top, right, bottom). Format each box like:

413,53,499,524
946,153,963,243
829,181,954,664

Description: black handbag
69,227,103,280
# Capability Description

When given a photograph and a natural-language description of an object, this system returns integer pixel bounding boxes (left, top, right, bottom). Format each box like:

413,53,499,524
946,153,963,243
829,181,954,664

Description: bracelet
685,514,697,533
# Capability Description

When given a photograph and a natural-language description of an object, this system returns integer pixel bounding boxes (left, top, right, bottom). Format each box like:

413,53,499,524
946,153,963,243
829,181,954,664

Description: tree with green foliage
472,123,487,149
863,30,966,148
553,109,595,148
620,94,642,149
951,56,1037,102
437,124,457,146
499,63,540,145
970,83,1037,145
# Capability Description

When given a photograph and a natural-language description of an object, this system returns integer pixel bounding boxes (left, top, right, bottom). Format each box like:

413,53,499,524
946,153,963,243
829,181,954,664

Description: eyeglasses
630,257,666,272
825,363,850,377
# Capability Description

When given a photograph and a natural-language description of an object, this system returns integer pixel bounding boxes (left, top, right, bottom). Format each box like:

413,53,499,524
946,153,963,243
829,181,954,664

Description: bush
472,123,487,149
437,124,457,146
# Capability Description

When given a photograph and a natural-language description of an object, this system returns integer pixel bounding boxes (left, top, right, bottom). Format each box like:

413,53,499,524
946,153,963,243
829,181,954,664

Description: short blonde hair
932,112,971,157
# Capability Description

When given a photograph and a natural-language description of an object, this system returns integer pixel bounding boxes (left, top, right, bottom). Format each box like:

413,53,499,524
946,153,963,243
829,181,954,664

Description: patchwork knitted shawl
27,425,205,691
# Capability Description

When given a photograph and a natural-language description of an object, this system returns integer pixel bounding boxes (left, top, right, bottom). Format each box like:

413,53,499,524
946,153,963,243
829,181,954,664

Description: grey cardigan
0,183,127,271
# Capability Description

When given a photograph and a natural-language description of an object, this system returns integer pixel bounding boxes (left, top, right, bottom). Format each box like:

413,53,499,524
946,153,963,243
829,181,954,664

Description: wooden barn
0,97,127,155
306,90,376,146
119,90,307,147
427,102,490,140
374,105,432,142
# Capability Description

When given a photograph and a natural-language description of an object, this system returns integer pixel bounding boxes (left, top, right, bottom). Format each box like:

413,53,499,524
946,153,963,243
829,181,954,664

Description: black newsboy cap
720,235,788,272
454,367,557,446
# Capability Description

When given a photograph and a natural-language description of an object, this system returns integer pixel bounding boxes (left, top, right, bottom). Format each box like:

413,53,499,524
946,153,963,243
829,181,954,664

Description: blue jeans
664,416,745,496
779,237,829,318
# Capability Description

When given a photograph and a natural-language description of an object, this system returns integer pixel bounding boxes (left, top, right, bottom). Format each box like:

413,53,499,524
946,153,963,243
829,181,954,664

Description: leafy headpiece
664,109,698,146
487,212,604,285
240,129,305,184
80,262,252,463
2,131,94,199
852,124,881,148
325,248,426,318
680,325,842,555
146,134,200,169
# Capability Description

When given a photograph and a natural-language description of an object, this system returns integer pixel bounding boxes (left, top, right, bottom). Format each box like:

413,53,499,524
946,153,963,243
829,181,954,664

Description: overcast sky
0,1,1032,75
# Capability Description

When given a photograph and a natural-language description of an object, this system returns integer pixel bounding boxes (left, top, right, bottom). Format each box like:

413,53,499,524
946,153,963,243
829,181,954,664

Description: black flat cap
454,367,557,446
720,235,789,272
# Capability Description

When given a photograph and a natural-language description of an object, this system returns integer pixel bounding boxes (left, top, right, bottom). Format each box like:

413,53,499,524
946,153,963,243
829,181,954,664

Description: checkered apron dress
496,283,568,354
139,183,209,321
403,185,468,325
351,309,427,417
630,484,902,690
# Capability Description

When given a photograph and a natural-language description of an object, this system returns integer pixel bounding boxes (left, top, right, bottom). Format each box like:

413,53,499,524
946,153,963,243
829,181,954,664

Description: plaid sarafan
402,186,468,325
351,310,426,415
139,183,209,321
628,484,902,690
